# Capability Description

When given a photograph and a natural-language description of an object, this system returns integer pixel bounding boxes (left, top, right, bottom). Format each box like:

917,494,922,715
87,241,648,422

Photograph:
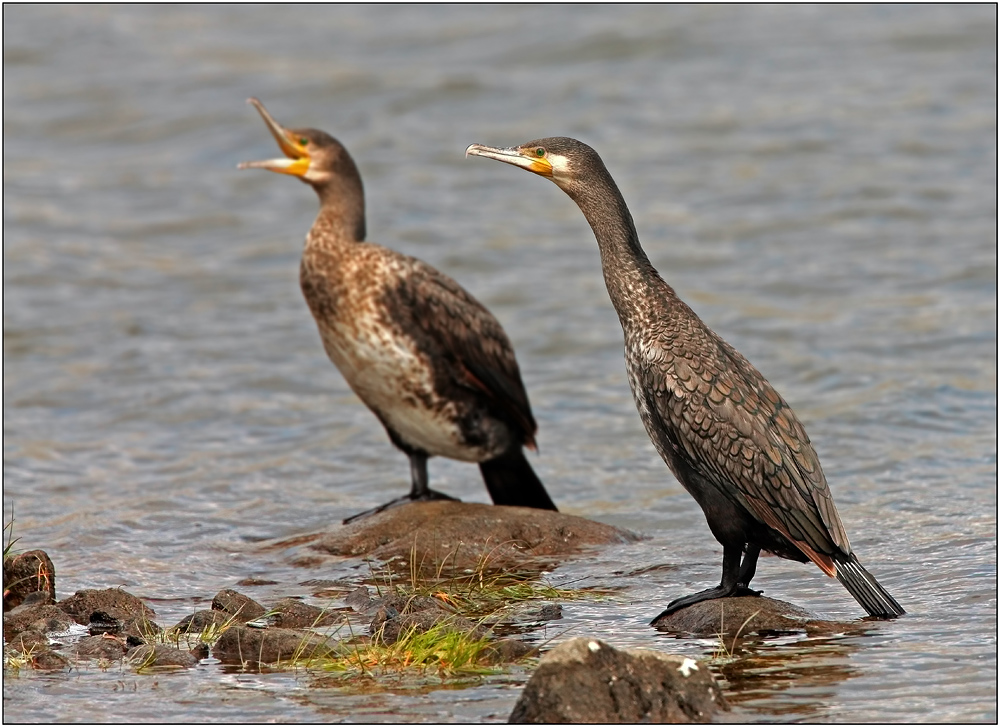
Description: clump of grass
160,611,241,651
3,644,34,674
369,541,619,621
320,621,497,682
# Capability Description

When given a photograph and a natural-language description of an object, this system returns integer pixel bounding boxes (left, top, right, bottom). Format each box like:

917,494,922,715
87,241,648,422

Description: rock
235,577,278,586
3,603,75,638
212,625,342,666
489,601,563,630
5,630,71,672
509,637,727,723
57,588,158,640
650,595,852,638
31,649,72,671
265,598,344,629
127,643,200,670
310,501,639,575
87,609,124,636
481,638,538,664
6,629,50,655
3,549,56,611
172,609,234,634
72,634,130,661
344,586,375,612
190,642,210,661
211,589,266,622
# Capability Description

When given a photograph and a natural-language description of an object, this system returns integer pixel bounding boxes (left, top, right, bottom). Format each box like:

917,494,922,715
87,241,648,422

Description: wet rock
311,501,639,575
265,598,344,629
3,549,56,611
57,588,159,639
509,637,727,723
344,585,376,612
212,624,342,666
650,595,850,637
190,642,210,661
3,603,75,638
235,577,278,587
6,629,50,655
481,638,538,664
72,634,130,661
127,643,200,670
5,630,71,672
490,601,564,631
31,649,72,671
173,609,234,634
211,589,266,622
87,609,124,636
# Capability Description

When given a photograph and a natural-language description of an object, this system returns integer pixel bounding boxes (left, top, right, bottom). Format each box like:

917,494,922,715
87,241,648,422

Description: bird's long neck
564,176,674,330
306,177,367,249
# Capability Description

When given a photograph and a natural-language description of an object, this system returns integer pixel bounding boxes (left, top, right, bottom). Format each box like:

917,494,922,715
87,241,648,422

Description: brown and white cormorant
467,137,903,620
238,98,557,523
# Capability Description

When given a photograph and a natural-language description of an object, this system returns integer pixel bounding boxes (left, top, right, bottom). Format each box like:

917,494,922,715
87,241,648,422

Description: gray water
3,4,996,722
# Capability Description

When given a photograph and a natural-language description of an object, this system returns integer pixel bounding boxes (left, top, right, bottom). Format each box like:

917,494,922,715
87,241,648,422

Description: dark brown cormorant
238,98,557,523
467,137,903,620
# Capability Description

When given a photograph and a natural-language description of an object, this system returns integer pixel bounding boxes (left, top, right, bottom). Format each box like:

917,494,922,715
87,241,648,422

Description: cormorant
467,137,903,620
238,99,557,523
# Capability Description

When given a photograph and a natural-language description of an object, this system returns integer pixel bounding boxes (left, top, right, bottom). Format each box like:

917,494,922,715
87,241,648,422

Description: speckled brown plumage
240,99,556,522
467,136,903,619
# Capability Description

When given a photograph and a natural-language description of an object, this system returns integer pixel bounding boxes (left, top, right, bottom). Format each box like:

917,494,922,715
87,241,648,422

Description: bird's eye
534,147,545,158
299,138,309,146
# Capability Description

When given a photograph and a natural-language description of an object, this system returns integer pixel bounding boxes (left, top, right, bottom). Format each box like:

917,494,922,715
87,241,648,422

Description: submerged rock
650,595,853,637
3,603,75,639
311,501,639,575
173,589,272,633
172,609,234,634
5,629,71,672
509,637,727,723
3,549,56,611
212,624,342,666
127,643,201,670
265,597,344,629
57,588,159,640
72,634,131,661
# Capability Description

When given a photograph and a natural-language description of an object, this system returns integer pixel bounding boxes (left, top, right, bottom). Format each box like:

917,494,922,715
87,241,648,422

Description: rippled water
4,4,996,722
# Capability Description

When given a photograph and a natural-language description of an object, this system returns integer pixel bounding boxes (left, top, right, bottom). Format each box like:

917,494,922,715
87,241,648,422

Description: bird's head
238,97,356,188
465,136,605,195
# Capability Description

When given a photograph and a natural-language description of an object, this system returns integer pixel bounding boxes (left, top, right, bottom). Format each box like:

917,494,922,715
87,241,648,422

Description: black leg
736,544,761,590
650,543,763,623
408,451,430,498
343,450,459,524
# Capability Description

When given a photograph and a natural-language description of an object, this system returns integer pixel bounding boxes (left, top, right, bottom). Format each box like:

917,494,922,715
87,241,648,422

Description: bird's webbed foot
342,489,460,525
650,583,762,624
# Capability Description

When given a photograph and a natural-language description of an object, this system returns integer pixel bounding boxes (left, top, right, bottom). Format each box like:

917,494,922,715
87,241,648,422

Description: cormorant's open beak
465,143,553,178
238,97,311,177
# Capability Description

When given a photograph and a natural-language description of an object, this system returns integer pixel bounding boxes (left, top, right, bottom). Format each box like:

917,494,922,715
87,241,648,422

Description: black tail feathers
479,448,558,511
836,553,905,618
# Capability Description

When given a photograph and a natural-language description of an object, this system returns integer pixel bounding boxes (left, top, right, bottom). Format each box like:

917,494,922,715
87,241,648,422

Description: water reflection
710,633,864,719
